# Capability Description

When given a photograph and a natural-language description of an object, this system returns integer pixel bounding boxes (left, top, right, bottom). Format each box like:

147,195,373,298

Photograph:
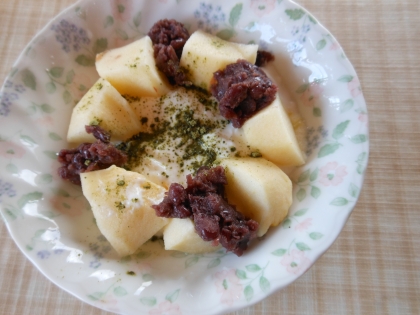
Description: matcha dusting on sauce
117,87,253,186
119,108,223,172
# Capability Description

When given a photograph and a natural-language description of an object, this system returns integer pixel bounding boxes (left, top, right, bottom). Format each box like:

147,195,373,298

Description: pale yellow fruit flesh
163,218,221,254
242,94,306,166
81,165,168,257
261,66,307,162
67,78,141,144
286,110,307,161
180,30,258,90
221,157,292,237
96,36,171,97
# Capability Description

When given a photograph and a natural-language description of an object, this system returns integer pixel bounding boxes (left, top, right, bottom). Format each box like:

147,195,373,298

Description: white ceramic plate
0,0,368,314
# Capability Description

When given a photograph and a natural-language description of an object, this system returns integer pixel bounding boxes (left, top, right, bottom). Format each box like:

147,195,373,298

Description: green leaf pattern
140,297,156,307
330,182,360,206
168,250,229,269
104,15,114,28
285,9,305,20
215,3,244,40
316,120,357,158
332,120,350,140
356,152,368,174
21,69,37,90
75,55,95,67
318,143,340,158
295,167,322,201
220,263,270,303
229,4,243,27
309,232,324,240
165,289,180,303
316,39,326,50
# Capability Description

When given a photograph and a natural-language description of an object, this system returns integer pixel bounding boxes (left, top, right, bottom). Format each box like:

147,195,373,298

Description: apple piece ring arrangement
57,19,307,257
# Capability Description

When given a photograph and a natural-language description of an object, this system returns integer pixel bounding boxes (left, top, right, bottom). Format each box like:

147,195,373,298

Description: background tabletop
1,0,419,314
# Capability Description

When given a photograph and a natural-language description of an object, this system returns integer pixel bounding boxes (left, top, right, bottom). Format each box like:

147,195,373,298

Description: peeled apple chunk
179,30,258,90
220,157,292,237
67,78,141,144
81,165,168,257
261,66,307,159
286,110,307,161
242,94,306,166
163,218,221,254
96,36,171,97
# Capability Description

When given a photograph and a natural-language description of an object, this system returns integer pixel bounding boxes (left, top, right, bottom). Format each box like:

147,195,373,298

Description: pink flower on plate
50,196,87,217
111,0,133,22
0,140,26,158
214,268,242,306
358,112,368,123
319,162,348,187
348,77,362,98
329,42,341,51
35,115,54,127
300,82,323,107
281,249,311,275
149,301,182,315
250,0,276,17
295,218,312,232
94,293,120,313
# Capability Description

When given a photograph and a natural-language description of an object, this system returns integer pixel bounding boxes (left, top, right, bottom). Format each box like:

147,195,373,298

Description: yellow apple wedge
286,110,307,160
261,66,308,162
242,94,306,166
180,30,258,90
81,165,168,257
96,36,171,97
163,218,221,254
220,157,292,237
67,78,141,144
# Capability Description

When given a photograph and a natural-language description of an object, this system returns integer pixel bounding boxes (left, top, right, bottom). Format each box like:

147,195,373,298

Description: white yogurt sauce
122,87,254,188
120,66,304,187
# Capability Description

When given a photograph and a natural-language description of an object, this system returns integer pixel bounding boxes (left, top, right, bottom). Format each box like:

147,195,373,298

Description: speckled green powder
117,87,227,173
117,87,251,183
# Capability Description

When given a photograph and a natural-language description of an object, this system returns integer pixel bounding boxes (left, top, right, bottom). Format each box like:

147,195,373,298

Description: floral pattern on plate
0,0,368,314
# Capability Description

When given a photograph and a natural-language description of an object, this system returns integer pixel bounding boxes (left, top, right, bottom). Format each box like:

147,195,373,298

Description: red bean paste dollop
255,50,275,67
148,19,190,86
210,59,278,128
57,125,127,185
152,166,259,256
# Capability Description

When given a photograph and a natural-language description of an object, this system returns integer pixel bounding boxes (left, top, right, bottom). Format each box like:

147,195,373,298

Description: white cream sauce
124,87,254,187
120,65,304,187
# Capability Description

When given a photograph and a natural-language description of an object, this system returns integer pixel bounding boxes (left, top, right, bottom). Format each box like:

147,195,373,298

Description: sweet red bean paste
211,59,278,128
148,19,190,86
255,50,275,67
57,125,127,185
152,166,259,256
